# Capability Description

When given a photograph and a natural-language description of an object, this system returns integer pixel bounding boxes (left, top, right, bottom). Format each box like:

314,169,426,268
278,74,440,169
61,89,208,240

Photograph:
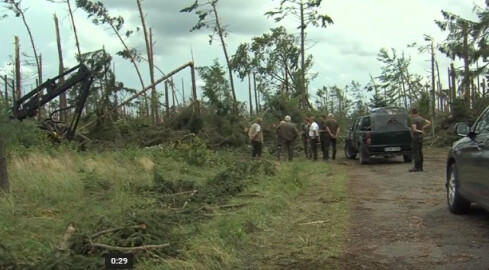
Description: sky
0,0,486,108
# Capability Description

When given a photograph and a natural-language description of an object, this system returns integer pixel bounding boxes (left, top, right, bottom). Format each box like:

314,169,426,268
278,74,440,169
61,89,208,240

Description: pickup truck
344,107,413,164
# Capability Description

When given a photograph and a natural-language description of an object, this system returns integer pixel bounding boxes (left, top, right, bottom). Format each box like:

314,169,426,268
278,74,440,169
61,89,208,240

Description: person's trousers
324,137,337,160
320,134,327,158
412,140,423,170
310,138,318,160
281,140,294,161
276,138,282,160
251,140,262,158
302,137,311,158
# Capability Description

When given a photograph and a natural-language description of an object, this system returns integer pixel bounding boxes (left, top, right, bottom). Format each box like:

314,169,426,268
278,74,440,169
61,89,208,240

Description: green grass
0,144,350,269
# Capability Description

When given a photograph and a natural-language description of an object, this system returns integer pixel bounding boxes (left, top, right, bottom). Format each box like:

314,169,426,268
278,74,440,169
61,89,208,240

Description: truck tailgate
371,130,411,147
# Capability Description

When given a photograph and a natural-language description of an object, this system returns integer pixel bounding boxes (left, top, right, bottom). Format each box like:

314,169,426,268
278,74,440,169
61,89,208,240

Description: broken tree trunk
137,0,157,124
56,222,76,258
54,14,67,122
15,36,21,101
0,138,9,194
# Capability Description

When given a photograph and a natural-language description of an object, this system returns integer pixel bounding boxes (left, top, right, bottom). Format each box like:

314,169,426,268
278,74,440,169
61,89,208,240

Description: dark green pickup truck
344,107,412,164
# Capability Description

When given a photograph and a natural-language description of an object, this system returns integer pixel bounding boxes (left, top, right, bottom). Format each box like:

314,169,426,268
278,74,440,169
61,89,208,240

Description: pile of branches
1,158,277,269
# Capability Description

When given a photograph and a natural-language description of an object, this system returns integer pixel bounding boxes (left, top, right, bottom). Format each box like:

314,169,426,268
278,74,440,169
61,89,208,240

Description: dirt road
339,148,489,270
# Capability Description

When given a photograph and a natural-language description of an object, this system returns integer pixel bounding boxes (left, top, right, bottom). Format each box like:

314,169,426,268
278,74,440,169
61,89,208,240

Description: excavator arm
12,64,93,141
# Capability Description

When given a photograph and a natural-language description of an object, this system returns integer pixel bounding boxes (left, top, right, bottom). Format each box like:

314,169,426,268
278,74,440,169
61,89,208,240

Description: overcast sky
0,0,485,106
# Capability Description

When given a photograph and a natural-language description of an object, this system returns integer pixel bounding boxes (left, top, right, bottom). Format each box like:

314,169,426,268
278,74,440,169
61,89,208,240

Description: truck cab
345,107,412,164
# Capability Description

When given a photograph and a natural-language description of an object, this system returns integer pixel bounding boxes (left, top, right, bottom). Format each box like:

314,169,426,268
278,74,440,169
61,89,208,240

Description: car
344,107,412,164
446,107,489,214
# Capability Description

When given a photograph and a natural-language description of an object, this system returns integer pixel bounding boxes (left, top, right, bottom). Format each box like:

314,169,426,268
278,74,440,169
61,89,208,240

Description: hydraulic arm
12,64,93,141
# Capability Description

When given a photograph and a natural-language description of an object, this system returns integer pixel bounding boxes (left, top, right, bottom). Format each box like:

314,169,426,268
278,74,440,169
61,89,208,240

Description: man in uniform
324,113,340,160
275,120,285,160
302,117,311,159
319,115,328,160
278,115,298,161
409,108,431,172
248,118,264,158
308,116,319,160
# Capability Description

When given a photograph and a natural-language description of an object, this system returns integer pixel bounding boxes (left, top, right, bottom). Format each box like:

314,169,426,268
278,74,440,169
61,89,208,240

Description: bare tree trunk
253,72,259,114
67,0,82,59
435,60,442,112
451,63,457,101
248,73,253,115
15,36,21,102
103,14,149,121
3,75,8,108
284,62,289,93
165,80,169,120
149,28,160,122
211,1,236,104
0,138,9,194
477,61,481,98
54,14,67,122
299,1,306,109
11,2,41,86
462,24,471,105
182,78,186,107
137,0,157,124
190,62,199,113
430,42,436,118
448,67,453,112
171,77,176,108
37,54,43,120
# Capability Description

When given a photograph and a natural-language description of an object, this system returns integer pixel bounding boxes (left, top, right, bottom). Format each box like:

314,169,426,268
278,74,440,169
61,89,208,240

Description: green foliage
198,59,233,115
265,0,334,28
231,27,303,95
185,137,214,166
262,92,304,124
168,105,204,134
376,48,424,108
412,91,431,118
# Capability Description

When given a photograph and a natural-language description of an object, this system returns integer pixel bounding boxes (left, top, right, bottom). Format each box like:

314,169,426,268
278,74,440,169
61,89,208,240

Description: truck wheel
359,146,368,164
344,143,357,159
403,155,412,163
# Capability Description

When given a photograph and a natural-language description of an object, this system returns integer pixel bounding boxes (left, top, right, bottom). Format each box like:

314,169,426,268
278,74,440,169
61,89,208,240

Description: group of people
247,113,340,162
301,114,340,161
247,108,431,173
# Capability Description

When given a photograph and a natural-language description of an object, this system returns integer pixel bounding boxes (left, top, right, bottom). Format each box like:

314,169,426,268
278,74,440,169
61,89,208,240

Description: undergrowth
0,140,281,269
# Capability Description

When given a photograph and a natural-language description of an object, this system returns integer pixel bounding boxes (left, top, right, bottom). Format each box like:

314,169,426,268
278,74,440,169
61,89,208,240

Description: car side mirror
455,122,470,137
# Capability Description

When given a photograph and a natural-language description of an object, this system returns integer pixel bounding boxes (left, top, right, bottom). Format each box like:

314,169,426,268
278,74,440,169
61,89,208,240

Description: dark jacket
278,122,298,142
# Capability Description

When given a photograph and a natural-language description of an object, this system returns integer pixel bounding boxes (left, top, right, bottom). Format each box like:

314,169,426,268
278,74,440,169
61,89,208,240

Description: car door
348,119,359,142
460,107,489,200
470,108,489,201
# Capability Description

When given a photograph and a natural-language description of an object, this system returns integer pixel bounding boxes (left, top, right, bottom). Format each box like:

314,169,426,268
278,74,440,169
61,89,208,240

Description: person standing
308,116,319,160
248,118,264,158
301,117,311,159
319,115,328,160
278,115,298,161
275,120,285,160
324,113,340,160
409,108,431,172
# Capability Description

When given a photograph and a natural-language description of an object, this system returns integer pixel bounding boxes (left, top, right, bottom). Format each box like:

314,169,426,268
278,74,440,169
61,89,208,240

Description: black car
446,107,489,214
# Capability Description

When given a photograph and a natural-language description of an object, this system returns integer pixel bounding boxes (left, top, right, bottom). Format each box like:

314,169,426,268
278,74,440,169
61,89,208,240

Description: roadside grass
0,144,349,269
143,159,350,270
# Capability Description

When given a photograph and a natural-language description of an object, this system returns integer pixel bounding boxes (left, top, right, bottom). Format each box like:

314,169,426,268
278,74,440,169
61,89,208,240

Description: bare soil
242,148,489,269
338,147,489,270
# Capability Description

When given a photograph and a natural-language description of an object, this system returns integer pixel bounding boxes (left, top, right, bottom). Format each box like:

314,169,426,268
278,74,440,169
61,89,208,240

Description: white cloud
0,0,486,105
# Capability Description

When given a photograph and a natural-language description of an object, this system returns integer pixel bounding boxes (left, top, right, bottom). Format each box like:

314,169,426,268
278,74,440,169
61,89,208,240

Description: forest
1,0,489,269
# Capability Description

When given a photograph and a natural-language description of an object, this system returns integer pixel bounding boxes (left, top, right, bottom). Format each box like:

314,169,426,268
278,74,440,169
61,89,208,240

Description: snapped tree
181,0,237,106
266,0,333,109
